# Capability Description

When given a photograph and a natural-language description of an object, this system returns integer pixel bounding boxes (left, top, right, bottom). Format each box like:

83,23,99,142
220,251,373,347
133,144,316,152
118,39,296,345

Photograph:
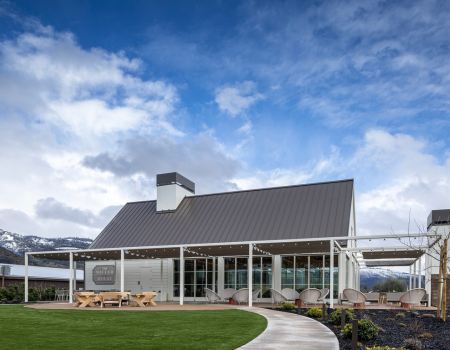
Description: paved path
238,308,339,350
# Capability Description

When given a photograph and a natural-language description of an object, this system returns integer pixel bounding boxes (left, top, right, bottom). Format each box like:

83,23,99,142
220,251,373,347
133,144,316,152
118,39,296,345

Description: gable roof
89,179,354,249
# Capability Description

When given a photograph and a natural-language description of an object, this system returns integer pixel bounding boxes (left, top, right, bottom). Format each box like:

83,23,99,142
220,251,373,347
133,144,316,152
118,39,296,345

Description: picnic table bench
73,292,100,308
131,292,158,307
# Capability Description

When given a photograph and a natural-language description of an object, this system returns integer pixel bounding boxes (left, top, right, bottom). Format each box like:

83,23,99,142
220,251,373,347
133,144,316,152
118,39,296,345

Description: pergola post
212,256,216,293
24,254,28,302
249,243,253,307
418,257,422,289
69,252,73,303
414,261,417,289
180,246,184,306
121,249,125,292
329,240,334,308
73,259,77,292
409,265,412,291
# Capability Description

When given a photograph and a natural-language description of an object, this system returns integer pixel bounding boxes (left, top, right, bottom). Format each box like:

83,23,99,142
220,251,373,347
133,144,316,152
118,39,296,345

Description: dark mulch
267,307,450,350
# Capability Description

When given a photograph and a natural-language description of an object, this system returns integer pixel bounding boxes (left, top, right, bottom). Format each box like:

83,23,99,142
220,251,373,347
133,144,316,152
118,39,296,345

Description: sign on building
92,265,115,285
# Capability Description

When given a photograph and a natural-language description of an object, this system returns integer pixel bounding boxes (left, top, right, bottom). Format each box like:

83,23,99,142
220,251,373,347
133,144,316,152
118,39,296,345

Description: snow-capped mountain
360,267,421,289
0,229,93,255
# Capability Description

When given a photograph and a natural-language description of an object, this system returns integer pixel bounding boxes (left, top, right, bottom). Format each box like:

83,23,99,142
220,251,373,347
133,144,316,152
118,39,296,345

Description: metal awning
364,259,417,267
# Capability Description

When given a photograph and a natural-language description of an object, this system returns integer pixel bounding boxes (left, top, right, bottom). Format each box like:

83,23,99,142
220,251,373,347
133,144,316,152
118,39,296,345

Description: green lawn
0,306,267,350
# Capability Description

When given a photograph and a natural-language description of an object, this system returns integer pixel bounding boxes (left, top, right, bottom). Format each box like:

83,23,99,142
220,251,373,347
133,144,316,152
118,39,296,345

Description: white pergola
25,232,440,307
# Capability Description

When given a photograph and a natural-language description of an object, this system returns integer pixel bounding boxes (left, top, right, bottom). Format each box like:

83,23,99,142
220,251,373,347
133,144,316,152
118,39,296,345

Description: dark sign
93,265,115,285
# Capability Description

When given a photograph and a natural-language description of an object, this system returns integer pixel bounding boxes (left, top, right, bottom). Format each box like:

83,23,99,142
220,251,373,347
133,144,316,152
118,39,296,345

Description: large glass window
281,257,294,290
310,256,323,289
295,256,308,293
324,255,339,299
253,256,272,298
173,258,216,298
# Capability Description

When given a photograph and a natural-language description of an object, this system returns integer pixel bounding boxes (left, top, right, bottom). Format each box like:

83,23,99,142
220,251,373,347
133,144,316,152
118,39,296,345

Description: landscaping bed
269,306,450,349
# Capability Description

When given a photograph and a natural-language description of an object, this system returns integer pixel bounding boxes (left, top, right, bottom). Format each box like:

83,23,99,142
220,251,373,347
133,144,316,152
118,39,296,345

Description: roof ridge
186,178,354,199
125,178,354,204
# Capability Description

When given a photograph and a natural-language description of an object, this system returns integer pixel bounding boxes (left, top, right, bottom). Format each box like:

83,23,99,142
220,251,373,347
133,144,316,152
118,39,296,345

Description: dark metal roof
362,250,423,260
89,179,354,249
364,259,416,267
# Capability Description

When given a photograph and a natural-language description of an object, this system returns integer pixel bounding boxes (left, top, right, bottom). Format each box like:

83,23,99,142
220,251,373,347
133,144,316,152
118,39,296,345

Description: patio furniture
131,292,158,307
205,288,222,303
340,293,348,304
73,292,98,308
343,288,367,307
363,292,380,305
421,294,429,307
220,288,237,300
386,292,404,305
281,288,299,302
318,288,330,302
55,290,66,301
269,288,288,304
252,287,262,302
231,288,250,305
299,288,321,307
99,292,125,308
399,288,426,309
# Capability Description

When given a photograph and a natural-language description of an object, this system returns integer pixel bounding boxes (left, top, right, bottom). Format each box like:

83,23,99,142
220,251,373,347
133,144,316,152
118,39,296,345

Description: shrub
420,314,435,319
418,333,432,338
403,338,422,350
341,319,379,340
306,307,322,318
280,302,295,311
348,308,354,312
396,313,405,319
357,342,362,348
385,318,396,321
333,325,341,329
371,313,377,316
398,323,407,327
372,277,407,293
329,307,354,324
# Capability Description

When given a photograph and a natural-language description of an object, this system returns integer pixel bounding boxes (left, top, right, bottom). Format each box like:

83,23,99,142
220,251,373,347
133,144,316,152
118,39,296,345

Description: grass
0,306,267,350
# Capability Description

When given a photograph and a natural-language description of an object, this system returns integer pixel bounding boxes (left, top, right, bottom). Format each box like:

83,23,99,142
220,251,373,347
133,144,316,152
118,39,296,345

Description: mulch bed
268,307,450,349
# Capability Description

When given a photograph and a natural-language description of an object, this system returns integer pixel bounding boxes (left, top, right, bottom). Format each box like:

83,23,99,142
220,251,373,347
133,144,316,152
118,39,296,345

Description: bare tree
391,212,450,321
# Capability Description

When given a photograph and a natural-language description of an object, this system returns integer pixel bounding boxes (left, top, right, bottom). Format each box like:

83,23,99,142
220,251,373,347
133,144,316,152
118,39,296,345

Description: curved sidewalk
238,308,339,350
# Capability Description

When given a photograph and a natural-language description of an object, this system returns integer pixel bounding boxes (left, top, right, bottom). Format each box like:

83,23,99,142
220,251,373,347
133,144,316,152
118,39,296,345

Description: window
173,258,216,298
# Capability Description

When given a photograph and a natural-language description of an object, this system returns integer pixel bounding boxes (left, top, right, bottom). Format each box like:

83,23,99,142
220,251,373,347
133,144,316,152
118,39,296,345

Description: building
25,172,440,306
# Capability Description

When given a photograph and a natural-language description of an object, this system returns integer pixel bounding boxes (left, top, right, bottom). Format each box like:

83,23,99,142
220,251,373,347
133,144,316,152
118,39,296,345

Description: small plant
403,338,422,350
341,319,379,340
410,310,418,313
376,325,386,333
280,302,295,311
385,318,396,321
365,347,406,350
371,313,377,316
418,333,432,338
333,325,341,329
357,342,362,348
420,314,435,319
328,307,354,324
398,323,407,327
306,307,322,318
348,308,354,312
396,313,405,319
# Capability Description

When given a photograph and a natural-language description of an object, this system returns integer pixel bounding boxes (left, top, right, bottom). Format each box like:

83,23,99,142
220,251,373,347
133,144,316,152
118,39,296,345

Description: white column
329,240,334,308
73,259,77,291
180,247,184,306
69,252,73,303
307,256,310,289
409,265,412,291
212,257,216,293
24,254,29,302
419,257,422,289
120,249,125,292
322,255,325,290
414,261,417,289
249,244,253,307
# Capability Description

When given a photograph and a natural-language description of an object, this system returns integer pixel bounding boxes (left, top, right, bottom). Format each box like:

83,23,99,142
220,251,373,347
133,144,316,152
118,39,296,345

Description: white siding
85,259,169,301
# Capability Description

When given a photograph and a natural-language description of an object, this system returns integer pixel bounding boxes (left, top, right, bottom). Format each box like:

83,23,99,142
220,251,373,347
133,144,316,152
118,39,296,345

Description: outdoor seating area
72,291,158,308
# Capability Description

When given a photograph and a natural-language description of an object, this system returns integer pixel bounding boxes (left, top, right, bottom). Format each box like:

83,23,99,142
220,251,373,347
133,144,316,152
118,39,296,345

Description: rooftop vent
156,172,195,212
427,209,450,230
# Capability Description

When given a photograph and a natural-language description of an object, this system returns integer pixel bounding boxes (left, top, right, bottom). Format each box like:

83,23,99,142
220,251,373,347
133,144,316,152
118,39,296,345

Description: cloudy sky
0,0,449,244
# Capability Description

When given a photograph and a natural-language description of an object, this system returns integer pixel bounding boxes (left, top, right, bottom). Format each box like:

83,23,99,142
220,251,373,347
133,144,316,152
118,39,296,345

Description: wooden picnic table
131,292,158,307
73,292,99,308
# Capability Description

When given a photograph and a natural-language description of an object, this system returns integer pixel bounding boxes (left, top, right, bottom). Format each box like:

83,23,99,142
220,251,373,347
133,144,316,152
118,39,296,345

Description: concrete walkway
238,308,339,350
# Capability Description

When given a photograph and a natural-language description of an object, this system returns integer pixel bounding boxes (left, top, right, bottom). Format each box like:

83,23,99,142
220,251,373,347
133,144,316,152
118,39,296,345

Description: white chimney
156,172,195,212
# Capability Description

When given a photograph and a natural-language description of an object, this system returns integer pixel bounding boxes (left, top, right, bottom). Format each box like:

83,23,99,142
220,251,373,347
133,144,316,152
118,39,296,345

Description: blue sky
0,0,450,243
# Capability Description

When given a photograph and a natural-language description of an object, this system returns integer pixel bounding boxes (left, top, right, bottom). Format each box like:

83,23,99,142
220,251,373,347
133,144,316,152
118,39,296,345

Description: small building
25,172,439,306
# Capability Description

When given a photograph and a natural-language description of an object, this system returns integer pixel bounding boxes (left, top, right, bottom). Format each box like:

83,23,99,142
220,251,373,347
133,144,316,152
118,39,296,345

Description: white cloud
215,81,264,117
